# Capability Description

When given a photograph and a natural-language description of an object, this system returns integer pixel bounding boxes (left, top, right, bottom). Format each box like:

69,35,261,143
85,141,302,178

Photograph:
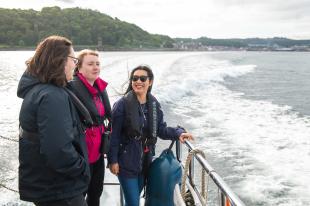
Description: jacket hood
17,72,41,99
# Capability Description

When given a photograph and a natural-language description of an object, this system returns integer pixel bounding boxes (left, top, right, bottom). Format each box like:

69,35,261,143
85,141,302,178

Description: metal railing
102,182,124,206
177,140,246,206
104,140,246,206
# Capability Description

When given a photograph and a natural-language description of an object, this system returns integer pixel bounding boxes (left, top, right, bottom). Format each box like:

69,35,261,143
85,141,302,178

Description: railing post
220,192,225,206
120,185,124,206
176,140,182,162
188,147,195,186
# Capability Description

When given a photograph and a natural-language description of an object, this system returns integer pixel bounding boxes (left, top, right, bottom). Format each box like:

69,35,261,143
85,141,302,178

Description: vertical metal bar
120,185,124,206
220,192,225,206
176,140,182,162
189,148,195,185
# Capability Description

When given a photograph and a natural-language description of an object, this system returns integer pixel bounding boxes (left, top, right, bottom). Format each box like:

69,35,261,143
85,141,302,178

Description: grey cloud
267,0,310,12
267,1,310,22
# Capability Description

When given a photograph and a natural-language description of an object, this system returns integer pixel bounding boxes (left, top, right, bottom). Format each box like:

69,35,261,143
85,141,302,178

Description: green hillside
0,6,174,49
1,7,310,50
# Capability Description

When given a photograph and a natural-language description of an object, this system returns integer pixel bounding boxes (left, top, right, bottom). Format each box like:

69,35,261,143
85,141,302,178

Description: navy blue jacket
17,72,90,202
108,96,184,177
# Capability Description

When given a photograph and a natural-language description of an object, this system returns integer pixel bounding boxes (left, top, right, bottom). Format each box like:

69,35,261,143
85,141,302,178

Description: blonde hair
75,49,99,73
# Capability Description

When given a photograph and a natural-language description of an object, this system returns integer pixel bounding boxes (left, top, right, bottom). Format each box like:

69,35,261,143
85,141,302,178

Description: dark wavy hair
26,35,72,87
125,65,154,94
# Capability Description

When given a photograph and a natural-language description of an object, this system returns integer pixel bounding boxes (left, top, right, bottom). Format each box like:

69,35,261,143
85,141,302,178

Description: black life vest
68,76,112,129
123,90,158,145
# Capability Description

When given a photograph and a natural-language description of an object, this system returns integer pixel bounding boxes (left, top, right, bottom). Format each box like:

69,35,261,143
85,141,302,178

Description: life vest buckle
133,135,142,140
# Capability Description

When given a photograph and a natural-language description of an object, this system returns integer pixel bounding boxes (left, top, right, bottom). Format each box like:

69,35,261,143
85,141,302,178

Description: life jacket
123,90,158,146
68,76,112,130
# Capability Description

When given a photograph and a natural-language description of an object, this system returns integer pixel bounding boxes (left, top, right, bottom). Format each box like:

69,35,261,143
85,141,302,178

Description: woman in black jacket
17,36,90,206
108,65,193,206
68,49,111,206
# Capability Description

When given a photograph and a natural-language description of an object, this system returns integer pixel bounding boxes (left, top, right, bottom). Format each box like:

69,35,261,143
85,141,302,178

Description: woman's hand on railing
109,163,119,175
178,133,194,143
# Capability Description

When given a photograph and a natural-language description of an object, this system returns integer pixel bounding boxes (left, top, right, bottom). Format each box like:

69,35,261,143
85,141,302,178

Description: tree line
1,7,310,50
175,37,310,48
0,7,174,49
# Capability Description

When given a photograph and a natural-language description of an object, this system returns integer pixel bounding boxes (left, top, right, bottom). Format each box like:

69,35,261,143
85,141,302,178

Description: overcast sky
1,0,310,39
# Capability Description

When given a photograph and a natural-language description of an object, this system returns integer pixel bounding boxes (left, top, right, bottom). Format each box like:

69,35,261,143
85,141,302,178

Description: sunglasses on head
132,75,148,82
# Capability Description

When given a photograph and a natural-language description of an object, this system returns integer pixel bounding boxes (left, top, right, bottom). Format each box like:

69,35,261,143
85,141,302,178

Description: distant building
97,37,103,51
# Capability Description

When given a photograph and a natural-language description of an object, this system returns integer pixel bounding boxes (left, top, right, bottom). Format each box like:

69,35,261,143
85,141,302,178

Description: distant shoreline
1,45,310,52
1,47,309,52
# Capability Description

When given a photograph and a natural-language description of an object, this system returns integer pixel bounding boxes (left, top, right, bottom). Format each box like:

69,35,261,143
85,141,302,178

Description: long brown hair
26,35,72,87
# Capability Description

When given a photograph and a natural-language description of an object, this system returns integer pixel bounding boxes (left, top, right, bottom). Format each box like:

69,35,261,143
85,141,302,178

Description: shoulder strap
68,78,98,122
99,89,112,119
147,93,158,139
98,89,112,131
168,140,175,151
64,87,93,127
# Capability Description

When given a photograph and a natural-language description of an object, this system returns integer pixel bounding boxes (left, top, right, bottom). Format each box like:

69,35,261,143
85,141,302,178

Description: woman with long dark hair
17,36,90,206
108,65,193,206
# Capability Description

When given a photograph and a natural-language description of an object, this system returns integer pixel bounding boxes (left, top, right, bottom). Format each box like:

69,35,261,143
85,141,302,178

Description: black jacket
17,72,90,202
67,75,111,127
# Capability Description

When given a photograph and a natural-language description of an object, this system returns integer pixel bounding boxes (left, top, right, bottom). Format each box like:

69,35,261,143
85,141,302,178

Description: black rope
0,183,19,193
0,135,18,143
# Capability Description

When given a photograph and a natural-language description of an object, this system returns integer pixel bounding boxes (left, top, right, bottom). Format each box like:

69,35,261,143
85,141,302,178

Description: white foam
101,52,310,205
1,51,309,205
154,54,310,205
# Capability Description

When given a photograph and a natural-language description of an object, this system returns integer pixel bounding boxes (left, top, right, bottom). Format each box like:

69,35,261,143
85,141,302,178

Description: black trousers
86,155,105,206
34,194,87,206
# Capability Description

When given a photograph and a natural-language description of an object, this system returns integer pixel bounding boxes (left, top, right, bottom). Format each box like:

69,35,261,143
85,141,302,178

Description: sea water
0,51,309,206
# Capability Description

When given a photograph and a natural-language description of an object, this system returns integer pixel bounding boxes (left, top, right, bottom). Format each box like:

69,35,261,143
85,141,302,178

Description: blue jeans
118,175,144,206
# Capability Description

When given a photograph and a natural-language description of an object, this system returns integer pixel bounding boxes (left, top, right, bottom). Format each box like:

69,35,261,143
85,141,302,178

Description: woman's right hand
109,163,119,175
179,132,194,143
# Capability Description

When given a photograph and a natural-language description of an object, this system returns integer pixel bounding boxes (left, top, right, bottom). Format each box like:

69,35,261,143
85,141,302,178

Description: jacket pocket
119,141,142,173
19,137,42,181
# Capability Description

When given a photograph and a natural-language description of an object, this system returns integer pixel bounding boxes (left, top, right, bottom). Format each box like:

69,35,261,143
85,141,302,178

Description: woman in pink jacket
68,49,111,206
